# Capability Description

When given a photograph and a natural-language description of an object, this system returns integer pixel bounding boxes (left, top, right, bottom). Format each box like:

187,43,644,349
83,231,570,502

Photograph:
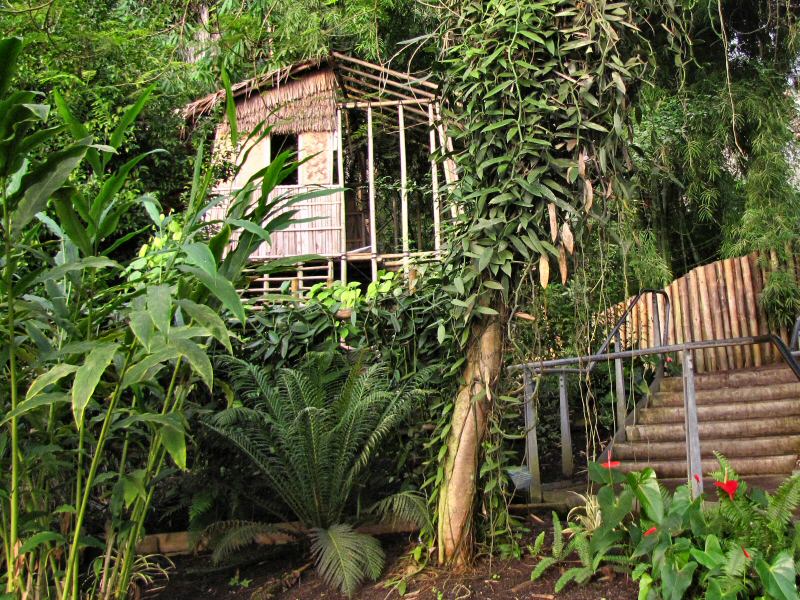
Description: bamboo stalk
722,259,743,368
336,62,437,98
399,105,410,279
686,270,704,371
696,265,718,370
331,51,440,90
740,255,762,367
678,277,693,368
336,109,347,283
705,264,728,370
670,280,683,348
715,261,735,368
752,253,772,362
732,257,752,367
367,106,378,281
428,104,441,253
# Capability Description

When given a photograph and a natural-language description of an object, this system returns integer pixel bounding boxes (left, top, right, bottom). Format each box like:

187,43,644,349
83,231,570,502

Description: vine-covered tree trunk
437,310,504,565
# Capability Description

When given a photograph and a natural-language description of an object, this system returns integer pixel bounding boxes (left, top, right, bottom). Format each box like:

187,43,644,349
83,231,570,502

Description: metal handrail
509,288,671,375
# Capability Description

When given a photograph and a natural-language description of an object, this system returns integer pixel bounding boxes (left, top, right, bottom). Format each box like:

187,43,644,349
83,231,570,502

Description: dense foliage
534,456,800,599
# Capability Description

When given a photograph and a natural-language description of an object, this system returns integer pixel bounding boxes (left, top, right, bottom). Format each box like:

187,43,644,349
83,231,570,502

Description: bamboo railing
602,250,799,373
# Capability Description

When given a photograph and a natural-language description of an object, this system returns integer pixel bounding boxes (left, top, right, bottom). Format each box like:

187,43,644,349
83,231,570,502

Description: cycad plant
205,352,429,596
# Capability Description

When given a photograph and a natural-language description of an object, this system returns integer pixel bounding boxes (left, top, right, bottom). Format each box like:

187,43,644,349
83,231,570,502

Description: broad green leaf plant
0,37,321,599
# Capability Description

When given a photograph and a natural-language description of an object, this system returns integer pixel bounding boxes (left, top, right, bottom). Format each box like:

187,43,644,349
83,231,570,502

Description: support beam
523,369,543,502
336,108,347,283
682,349,704,499
428,103,441,253
434,102,459,218
367,106,378,282
558,373,574,478
331,51,439,90
399,105,410,278
614,332,627,439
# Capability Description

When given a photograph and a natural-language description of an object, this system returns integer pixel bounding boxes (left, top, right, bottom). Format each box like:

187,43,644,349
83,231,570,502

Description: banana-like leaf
72,343,119,427
0,37,22,97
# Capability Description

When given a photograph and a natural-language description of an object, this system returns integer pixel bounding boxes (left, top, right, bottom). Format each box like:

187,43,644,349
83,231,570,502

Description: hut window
270,133,299,185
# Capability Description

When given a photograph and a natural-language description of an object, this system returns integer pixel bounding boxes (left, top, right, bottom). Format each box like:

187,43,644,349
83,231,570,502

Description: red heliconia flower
694,474,701,483
742,547,751,559
644,527,657,537
714,479,739,501
600,451,621,469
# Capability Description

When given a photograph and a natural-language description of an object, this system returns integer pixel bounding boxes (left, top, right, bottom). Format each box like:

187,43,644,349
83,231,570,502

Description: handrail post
652,293,664,390
523,369,543,502
681,349,703,499
558,373,574,478
614,332,627,437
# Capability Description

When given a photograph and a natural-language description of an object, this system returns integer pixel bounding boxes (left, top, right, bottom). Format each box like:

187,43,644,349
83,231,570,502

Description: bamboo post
399,105,410,279
614,332,627,436
367,106,378,282
722,259,743,368
682,349,704,499
715,261,735,368
733,257,753,367
696,265,718,371
671,280,684,350
558,373,574,478
336,108,347,283
434,102,459,218
523,369,543,502
428,104,441,254
740,256,762,366
688,269,707,371
678,276,693,368
652,293,664,386
705,264,728,370
754,254,772,362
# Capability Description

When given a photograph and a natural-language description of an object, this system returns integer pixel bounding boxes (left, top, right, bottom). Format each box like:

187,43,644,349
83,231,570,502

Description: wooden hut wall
602,251,799,373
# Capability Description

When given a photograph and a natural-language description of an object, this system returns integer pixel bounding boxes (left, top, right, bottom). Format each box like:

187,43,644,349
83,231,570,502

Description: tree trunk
436,309,505,566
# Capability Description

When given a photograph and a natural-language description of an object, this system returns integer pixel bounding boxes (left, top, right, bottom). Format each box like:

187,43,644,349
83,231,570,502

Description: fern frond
551,512,564,558
555,567,593,593
370,490,433,534
767,472,800,526
309,524,385,597
531,556,557,582
203,520,284,564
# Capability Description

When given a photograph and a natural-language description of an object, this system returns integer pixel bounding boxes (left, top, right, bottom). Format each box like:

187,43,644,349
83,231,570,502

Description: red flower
714,479,739,501
666,356,673,363
600,451,620,469
694,474,701,483
644,527,657,537
742,547,751,559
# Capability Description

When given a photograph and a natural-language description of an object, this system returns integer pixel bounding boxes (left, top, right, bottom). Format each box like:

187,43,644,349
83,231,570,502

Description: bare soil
154,521,637,600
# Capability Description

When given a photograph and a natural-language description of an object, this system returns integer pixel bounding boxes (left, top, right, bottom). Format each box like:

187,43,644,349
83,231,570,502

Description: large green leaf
25,363,79,400
170,338,213,391
108,85,155,156
72,343,119,427
0,37,22,97
176,298,232,353
34,256,120,284
53,90,102,175
179,265,245,324
19,531,66,555
10,141,89,235
756,551,799,600
160,423,187,470
147,284,172,334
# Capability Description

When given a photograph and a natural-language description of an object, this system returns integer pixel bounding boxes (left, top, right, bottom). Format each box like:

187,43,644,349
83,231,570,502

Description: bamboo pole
740,255,762,367
695,266,717,371
678,277,692,367
732,257,753,367
335,63,437,98
706,264,728,370
686,270,705,371
671,280,684,349
752,253,772,362
336,109,347,283
434,103,459,218
715,261,735,368
631,293,640,348
399,105,410,279
367,106,378,281
722,259,743,368
428,104,441,254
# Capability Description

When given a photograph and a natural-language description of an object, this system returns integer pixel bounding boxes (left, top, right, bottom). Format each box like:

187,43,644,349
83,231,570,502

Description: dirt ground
154,522,638,600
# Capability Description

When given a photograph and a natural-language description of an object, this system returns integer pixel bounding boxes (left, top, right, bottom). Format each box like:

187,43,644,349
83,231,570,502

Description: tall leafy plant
0,36,322,599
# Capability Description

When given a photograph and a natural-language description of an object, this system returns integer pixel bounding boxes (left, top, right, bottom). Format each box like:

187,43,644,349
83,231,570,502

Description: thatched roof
183,53,439,134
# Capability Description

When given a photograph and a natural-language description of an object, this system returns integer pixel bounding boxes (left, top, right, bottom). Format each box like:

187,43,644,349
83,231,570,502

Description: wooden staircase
614,363,800,488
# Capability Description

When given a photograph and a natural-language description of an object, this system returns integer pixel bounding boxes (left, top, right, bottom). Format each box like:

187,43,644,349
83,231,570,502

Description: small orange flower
742,547,751,559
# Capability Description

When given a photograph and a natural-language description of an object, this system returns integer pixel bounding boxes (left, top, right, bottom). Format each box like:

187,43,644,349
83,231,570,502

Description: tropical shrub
203,351,433,596
532,455,800,599
0,36,318,599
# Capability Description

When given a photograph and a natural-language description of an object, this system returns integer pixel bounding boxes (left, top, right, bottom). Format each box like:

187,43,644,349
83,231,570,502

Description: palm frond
309,524,385,597
204,520,285,564
370,490,433,534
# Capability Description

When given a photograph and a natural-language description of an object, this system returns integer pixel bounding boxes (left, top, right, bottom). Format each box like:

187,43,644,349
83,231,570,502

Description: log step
638,399,800,424
650,382,800,407
626,416,800,443
614,435,800,461
659,364,797,392
617,454,798,478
